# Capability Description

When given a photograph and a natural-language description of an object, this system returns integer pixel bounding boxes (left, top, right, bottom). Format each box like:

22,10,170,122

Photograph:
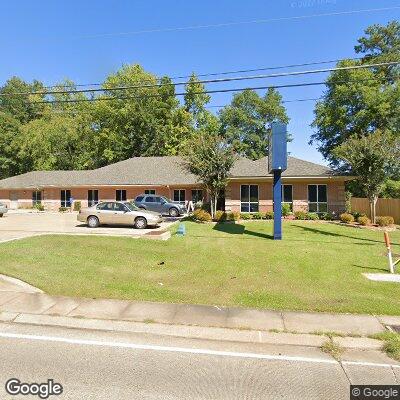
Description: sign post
268,122,288,240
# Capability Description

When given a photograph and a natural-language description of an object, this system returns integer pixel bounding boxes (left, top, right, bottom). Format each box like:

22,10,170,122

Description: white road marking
0,331,398,369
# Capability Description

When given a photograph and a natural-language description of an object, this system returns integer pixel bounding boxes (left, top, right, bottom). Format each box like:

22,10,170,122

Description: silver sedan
77,201,163,229
0,202,8,217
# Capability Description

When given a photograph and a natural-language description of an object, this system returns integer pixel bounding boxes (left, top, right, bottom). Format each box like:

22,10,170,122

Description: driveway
0,211,178,243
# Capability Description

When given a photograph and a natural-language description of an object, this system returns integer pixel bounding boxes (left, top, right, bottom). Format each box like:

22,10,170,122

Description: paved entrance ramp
0,274,42,293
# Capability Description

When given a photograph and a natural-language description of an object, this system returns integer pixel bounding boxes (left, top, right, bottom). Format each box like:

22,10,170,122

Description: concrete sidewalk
0,288,397,337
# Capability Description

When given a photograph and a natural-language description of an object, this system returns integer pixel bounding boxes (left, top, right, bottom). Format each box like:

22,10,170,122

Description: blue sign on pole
268,122,288,240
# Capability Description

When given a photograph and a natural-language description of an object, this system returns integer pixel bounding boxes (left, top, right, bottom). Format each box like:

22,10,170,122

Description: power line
2,61,398,98
43,57,363,89
205,97,323,109
74,6,400,39
30,77,392,105
40,97,325,113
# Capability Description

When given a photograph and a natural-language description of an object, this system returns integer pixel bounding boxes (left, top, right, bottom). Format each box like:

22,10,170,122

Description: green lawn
1,220,399,315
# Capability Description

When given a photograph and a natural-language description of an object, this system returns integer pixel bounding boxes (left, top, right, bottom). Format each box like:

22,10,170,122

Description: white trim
240,184,259,213
307,184,328,213
173,189,186,203
115,189,127,202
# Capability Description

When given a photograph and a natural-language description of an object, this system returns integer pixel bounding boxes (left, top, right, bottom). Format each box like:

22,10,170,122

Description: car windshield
160,196,171,203
126,202,139,211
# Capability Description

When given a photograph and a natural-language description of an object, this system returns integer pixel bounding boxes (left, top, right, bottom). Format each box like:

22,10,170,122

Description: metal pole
273,170,282,240
384,231,395,274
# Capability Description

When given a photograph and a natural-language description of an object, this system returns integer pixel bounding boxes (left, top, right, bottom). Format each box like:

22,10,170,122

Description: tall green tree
91,64,191,166
355,20,400,81
333,130,400,223
0,111,21,178
182,128,236,218
0,77,46,123
219,88,289,160
17,114,95,172
184,73,211,129
311,22,400,169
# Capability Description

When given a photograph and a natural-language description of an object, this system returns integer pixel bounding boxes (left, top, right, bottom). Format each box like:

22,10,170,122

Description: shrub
34,203,45,211
240,213,252,220
320,212,335,221
214,210,226,222
357,216,370,226
252,212,264,220
282,203,291,217
264,211,274,220
376,216,395,227
294,211,307,220
306,212,319,220
193,208,212,222
340,213,355,224
351,211,366,220
59,207,68,213
228,211,241,221
73,201,81,212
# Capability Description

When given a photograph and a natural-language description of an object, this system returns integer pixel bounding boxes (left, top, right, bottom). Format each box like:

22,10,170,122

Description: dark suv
133,195,187,217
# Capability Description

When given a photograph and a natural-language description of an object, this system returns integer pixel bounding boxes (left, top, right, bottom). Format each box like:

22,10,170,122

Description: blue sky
1,0,399,165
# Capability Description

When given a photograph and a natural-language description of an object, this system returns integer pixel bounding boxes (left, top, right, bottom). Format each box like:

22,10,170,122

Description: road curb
1,312,384,351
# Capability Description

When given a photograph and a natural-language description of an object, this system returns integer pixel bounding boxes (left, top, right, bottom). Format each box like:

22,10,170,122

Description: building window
88,190,99,207
240,185,259,212
116,189,127,201
191,189,203,204
282,184,293,210
145,189,156,195
173,189,186,204
32,191,42,206
61,190,71,208
308,184,328,213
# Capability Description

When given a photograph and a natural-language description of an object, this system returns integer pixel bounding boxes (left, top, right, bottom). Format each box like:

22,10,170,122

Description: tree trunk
369,195,378,224
372,195,378,224
210,194,214,219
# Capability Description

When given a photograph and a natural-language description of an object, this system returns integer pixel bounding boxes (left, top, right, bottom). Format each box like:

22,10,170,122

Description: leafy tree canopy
90,64,191,166
0,77,46,123
182,129,236,218
17,114,95,172
0,111,21,178
311,21,400,170
219,88,289,160
184,73,211,129
333,130,400,222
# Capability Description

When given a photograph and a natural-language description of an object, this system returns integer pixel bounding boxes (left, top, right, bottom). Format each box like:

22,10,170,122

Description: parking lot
0,211,177,243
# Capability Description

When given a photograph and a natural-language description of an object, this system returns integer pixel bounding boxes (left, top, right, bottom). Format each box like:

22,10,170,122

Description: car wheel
0,214,3,218
87,216,99,228
134,216,147,229
169,207,179,217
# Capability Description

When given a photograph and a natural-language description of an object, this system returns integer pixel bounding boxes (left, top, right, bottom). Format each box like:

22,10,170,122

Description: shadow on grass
213,222,273,240
352,264,388,272
291,223,398,247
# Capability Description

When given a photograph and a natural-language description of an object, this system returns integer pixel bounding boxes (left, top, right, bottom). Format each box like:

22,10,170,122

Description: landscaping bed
0,220,399,315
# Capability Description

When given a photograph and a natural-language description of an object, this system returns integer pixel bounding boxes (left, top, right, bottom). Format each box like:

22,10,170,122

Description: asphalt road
0,323,398,400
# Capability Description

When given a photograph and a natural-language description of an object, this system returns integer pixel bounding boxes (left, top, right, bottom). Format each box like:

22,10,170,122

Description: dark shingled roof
0,156,337,189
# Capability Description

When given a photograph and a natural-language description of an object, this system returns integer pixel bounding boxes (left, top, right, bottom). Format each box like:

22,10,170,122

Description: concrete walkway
0,212,179,243
0,280,398,337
